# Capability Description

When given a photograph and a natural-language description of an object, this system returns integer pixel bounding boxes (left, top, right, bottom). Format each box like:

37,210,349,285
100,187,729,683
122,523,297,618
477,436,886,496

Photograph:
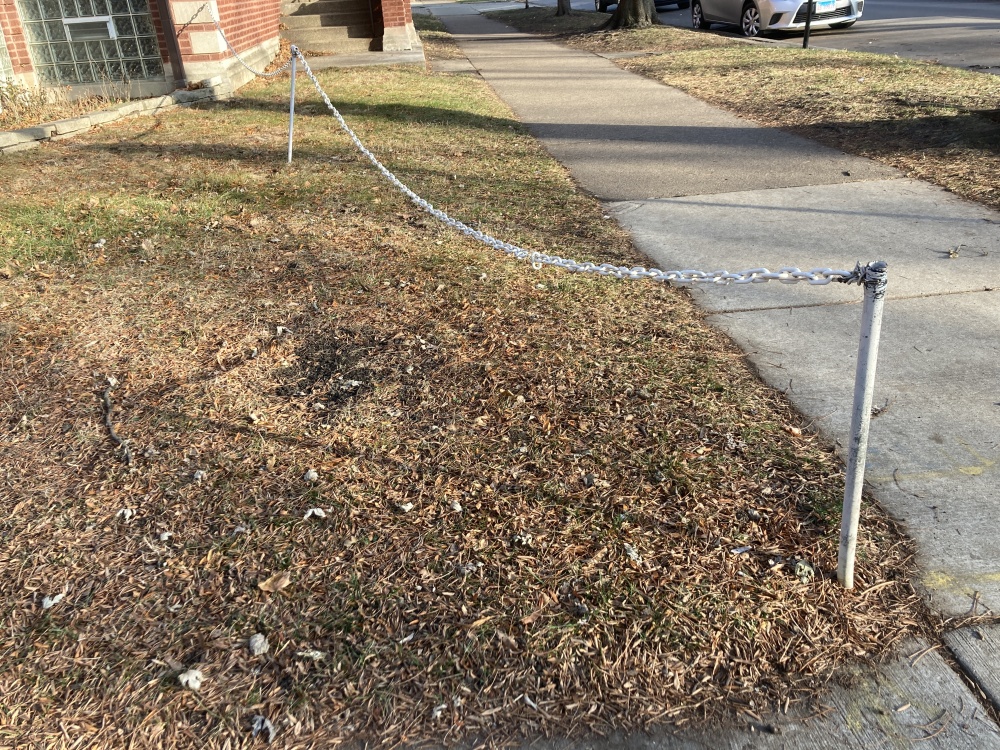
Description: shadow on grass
78,138,345,166
196,97,524,132
793,112,1000,156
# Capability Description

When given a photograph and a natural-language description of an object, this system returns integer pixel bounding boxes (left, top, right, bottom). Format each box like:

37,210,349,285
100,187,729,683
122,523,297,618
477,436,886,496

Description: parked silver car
692,0,863,37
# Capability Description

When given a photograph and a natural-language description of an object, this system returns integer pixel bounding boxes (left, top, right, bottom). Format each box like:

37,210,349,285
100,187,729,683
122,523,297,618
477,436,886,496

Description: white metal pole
287,47,298,165
838,261,888,588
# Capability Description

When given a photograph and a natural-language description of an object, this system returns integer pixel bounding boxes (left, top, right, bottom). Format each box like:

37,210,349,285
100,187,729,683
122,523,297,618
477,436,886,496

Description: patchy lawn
487,8,1000,212
0,64,926,747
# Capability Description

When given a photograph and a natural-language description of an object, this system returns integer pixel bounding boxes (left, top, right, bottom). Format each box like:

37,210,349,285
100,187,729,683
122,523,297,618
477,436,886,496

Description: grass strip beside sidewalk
488,9,1000,213
415,12,471,59
0,65,924,746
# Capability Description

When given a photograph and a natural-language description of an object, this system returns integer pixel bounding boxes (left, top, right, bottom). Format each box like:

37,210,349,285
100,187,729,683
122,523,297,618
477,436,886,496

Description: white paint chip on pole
839,261,888,589
287,46,298,165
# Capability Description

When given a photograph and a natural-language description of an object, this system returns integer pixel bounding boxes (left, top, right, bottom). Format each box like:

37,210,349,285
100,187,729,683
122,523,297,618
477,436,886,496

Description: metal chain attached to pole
170,15,892,589
293,51,859,286
178,10,859,287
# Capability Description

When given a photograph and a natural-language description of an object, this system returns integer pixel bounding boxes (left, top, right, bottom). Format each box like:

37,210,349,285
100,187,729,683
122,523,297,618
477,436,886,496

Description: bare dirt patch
0,65,926,747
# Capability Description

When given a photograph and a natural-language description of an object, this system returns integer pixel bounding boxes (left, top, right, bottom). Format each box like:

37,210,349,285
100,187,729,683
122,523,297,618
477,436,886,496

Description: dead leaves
258,572,292,594
521,591,557,626
0,63,925,750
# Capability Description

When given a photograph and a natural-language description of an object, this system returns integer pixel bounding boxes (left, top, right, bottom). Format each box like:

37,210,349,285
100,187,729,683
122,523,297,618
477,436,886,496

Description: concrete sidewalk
416,3,1000,746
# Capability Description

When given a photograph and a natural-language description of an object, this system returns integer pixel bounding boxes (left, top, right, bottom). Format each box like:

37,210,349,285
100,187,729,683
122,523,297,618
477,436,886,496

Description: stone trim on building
0,75,232,154
372,0,416,51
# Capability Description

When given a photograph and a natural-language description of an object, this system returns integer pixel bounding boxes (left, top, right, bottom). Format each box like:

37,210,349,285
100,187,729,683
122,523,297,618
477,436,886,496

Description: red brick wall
0,0,32,75
171,0,280,64
0,0,280,81
378,0,412,29
149,0,171,63
370,0,411,40
216,0,280,51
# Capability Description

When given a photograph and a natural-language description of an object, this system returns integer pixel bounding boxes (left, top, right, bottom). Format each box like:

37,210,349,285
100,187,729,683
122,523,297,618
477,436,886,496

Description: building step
282,11,372,29
281,26,375,53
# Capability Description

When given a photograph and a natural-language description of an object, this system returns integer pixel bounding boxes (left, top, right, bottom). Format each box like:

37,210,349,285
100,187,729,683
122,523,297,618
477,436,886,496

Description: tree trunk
555,0,572,15
601,0,660,29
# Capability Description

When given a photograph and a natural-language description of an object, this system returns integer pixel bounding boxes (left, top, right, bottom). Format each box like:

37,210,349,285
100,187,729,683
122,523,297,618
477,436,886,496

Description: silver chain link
294,54,857,286
173,8,859,288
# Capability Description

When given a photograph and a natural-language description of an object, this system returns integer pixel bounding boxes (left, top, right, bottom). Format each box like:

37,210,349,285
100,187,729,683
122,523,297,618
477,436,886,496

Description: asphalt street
664,0,1000,72
533,0,1000,73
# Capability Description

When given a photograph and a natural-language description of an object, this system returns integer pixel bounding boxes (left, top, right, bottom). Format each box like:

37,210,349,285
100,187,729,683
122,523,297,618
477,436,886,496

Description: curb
0,77,235,155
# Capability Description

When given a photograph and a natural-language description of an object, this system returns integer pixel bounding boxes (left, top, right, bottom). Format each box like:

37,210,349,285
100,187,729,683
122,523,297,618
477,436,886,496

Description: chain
174,1,210,37
167,10,859,288
294,53,857,286
211,15,293,78
174,1,294,79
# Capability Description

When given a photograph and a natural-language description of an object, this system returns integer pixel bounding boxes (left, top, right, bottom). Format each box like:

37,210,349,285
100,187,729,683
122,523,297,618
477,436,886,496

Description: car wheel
692,0,709,29
740,2,761,36
830,20,856,28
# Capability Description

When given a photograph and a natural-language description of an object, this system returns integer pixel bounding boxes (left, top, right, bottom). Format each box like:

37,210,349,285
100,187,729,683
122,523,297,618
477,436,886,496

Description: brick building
0,0,418,99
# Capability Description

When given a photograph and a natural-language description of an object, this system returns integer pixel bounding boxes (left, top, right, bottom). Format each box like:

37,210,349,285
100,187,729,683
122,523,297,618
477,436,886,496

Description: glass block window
16,0,163,86
0,26,14,81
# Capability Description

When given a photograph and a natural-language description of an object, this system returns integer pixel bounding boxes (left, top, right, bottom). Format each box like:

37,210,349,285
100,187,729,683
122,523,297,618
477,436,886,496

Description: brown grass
0,78,133,132
488,8,1000,212
0,64,927,748
416,14,470,61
